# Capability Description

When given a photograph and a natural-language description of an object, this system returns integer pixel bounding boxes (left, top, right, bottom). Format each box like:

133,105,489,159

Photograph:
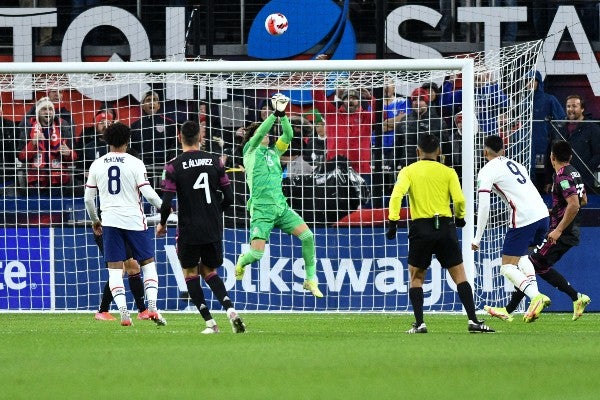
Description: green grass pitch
1,312,599,400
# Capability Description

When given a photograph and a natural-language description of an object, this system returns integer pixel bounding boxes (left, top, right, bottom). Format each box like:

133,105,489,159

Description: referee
386,134,494,333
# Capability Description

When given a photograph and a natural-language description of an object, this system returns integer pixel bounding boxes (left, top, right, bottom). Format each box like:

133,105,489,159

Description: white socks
501,261,540,299
142,262,159,311
108,268,127,312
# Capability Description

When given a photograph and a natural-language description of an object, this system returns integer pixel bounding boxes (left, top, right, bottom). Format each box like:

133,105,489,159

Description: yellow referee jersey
388,159,466,221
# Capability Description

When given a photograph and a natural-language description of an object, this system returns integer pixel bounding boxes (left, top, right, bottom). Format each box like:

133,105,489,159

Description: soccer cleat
227,310,246,333
468,320,495,333
148,310,167,326
94,311,116,321
302,279,324,298
406,322,427,334
235,264,245,280
136,309,151,320
523,293,551,323
201,319,220,334
120,311,132,327
573,293,591,321
484,305,514,322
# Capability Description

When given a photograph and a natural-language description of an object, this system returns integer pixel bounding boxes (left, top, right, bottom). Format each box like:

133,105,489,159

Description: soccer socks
128,272,147,312
457,281,478,322
141,262,159,311
500,263,539,299
204,271,234,310
409,287,425,326
299,229,317,281
186,276,213,321
108,268,127,312
99,281,113,312
539,268,578,301
505,289,526,314
236,248,264,269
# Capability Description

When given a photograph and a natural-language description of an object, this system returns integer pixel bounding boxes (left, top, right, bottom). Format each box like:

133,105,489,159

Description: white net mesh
0,40,542,312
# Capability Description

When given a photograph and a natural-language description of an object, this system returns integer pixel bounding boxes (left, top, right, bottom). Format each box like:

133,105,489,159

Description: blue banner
2,226,598,312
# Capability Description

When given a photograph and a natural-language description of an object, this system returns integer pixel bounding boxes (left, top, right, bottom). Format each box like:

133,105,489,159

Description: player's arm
246,115,276,150
275,114,293,154
157,190,175,237
140,184,162,210
217,158,234,211
471,190,491,250
386,169,410,239
449,170,467,226
547,194,580,244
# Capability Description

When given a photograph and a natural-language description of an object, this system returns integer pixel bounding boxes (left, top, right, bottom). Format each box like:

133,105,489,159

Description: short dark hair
484,135,504,153
417,134,439,153
551,140,572,162
180,120,199,146
103,122,130,147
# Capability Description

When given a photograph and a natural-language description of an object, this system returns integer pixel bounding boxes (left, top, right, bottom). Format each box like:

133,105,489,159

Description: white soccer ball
265,13,288,36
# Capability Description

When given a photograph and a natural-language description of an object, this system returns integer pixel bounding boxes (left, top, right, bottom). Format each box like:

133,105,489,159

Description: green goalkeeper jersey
243,114,293,209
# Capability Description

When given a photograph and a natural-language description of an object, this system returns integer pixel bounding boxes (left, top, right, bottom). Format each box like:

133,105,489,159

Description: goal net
0,40,542,312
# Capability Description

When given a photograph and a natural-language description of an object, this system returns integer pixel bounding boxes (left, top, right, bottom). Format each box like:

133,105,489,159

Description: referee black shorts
177,240,224,269
407,217,463,269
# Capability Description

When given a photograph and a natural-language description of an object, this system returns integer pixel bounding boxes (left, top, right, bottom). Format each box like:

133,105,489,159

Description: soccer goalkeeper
234,93,323,298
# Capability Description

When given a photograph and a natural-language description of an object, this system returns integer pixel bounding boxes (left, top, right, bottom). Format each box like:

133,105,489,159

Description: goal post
0,41,542,312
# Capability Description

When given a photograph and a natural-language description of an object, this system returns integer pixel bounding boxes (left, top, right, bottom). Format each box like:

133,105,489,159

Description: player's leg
406,265,428,334
179,242,219,334
122,241,148,316
199,244,246,333
282,207,323,298
103,227,132,326
531,241,590,320
93,232,116,320
235,211,273,280
127,230,162,322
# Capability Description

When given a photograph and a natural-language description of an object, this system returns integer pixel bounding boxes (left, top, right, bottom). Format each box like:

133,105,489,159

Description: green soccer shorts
248,202,305,241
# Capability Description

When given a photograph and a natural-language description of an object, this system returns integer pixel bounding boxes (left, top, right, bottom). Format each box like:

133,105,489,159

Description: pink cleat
94,312,116,321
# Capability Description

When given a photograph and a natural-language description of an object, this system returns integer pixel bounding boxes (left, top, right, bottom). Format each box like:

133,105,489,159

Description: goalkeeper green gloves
385,220,397,240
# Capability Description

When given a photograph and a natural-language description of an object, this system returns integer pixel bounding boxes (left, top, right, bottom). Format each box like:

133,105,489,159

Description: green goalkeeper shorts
249,202,305,241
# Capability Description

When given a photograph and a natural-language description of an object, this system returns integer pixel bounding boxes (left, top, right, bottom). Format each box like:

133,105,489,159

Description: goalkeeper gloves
455,217,466,228
385,220,398,240
271,93,290,117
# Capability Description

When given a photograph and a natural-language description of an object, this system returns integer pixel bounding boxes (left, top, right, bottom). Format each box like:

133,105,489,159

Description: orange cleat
94,311,117,321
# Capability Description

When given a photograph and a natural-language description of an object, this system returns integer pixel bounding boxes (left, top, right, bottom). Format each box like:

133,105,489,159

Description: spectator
441,68,510,135
525,70,566,191
73,108,128,182
421,82,443,119
19,88,73,134
302,109,326,167
551,95,600,194
129,90,178,176
17,97,78,194
394,87,449,169
489,0,518,42
20,0,56,46
446,111,465,180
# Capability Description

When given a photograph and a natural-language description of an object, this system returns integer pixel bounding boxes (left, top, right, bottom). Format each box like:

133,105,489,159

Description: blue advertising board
2,226,599,312
0,227,53,309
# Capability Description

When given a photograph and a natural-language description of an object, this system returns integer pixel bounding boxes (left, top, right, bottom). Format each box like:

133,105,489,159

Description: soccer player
387,134,494,333
485,140,591,322
84,122,164,327
156,120,246,334
472,135,551,323
234,93,323,298
93,231,166,324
